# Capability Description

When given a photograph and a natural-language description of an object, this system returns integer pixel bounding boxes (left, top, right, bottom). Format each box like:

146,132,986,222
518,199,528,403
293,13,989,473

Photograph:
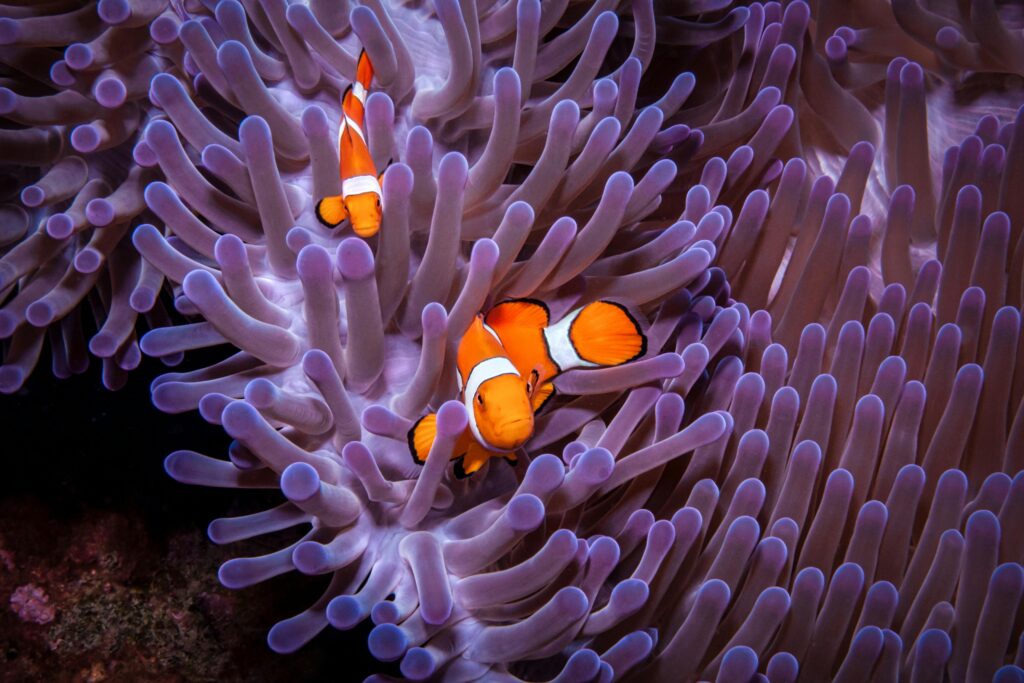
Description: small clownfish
407,316,535,478
484,299,647,410
315,49,385,238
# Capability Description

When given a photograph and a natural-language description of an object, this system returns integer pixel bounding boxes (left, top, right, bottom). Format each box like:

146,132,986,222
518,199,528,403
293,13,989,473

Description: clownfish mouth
352,222,381,238
483,416,534,451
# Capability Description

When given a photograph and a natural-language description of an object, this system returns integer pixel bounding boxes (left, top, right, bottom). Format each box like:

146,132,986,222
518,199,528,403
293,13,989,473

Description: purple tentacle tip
337,238,376,281
368,624,408,661
64,44,93,70
97,0,131,24
327,595,363,630
281,461,320,502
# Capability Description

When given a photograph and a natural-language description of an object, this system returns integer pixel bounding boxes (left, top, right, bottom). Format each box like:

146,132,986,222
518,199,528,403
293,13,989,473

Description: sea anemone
1,0,1022,680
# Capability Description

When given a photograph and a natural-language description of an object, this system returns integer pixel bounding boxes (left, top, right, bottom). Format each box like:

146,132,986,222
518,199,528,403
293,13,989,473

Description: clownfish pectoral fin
410,416,474,465
356,49,374,90
457,443,492,478
316,195,347,228
407,413,437,465
531,382,556,413
569,301,647,367
485,298,550,334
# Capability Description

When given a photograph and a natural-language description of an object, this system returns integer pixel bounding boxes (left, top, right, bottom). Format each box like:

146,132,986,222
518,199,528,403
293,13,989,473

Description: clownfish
484,299,647,410
315,49,385,238
408,315,535,478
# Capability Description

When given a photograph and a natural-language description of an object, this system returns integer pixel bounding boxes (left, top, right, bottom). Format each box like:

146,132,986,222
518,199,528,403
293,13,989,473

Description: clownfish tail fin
570,301,647,367
356,49,374,91
315,195,347,228
407,413,437,465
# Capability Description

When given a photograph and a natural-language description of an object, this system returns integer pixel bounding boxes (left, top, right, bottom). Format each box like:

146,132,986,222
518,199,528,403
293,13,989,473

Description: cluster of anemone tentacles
2,0,1024,680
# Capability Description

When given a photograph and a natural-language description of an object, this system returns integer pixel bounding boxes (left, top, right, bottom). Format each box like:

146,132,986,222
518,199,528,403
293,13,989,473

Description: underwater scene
1,0,1024,681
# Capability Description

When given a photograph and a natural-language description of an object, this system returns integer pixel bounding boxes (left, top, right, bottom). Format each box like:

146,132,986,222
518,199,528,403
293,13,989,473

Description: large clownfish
484,299,648,411
407,300,647,478
408,315,535,478
315,49,385,238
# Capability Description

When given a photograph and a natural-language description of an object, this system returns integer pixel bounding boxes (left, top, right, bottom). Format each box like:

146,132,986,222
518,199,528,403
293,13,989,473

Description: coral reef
1,0,1023,680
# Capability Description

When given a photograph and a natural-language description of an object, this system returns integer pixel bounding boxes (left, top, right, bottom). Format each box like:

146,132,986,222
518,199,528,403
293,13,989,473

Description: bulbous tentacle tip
337,238,376,281
326,595,363,630
19,185,44,208
97,0,131,25
368,623,408,661
301,104,329,136
150,15,179,43
0,366,25,395
995,667,1024,683
71,126,101,153
370,600,400,626
281,462,321,502
576,447,615,483
266,622,303,655
506,493,545,531
563,649,602,680
400,648,435,681
221,400,263,437
163,451,191,483
296,243,334,281
436,400,469,437
420,302,448,338
64,43,93,70
555,586,590,620
95,78,127,108
292,541,331,575
527,453,564,480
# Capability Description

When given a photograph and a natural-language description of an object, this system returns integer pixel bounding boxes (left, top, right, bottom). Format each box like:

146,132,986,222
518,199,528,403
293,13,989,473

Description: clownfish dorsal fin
356,49,374,90
485,298,550,332
569,301,647,367
315,195,347,228
407,413,437,465
531,382,556,413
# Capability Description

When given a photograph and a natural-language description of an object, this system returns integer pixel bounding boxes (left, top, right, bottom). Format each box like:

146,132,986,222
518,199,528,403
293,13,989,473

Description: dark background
0,352,391,682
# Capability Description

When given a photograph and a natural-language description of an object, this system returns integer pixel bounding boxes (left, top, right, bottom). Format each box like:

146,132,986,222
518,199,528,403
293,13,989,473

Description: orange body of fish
315,50,384,238
407,300,647,477
409,315,534,478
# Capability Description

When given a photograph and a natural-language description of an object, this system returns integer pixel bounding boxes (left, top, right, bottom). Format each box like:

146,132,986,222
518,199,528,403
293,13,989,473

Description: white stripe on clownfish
352,81,368,104
462,356,520,448
543,307,600,373
342,175,382,199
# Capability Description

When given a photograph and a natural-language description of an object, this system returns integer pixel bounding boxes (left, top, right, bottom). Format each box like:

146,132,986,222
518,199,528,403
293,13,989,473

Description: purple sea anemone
2,0,1023,680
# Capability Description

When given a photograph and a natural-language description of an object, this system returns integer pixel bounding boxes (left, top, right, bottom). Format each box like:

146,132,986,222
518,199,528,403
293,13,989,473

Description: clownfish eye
376,197,381,209
476,394,484,407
